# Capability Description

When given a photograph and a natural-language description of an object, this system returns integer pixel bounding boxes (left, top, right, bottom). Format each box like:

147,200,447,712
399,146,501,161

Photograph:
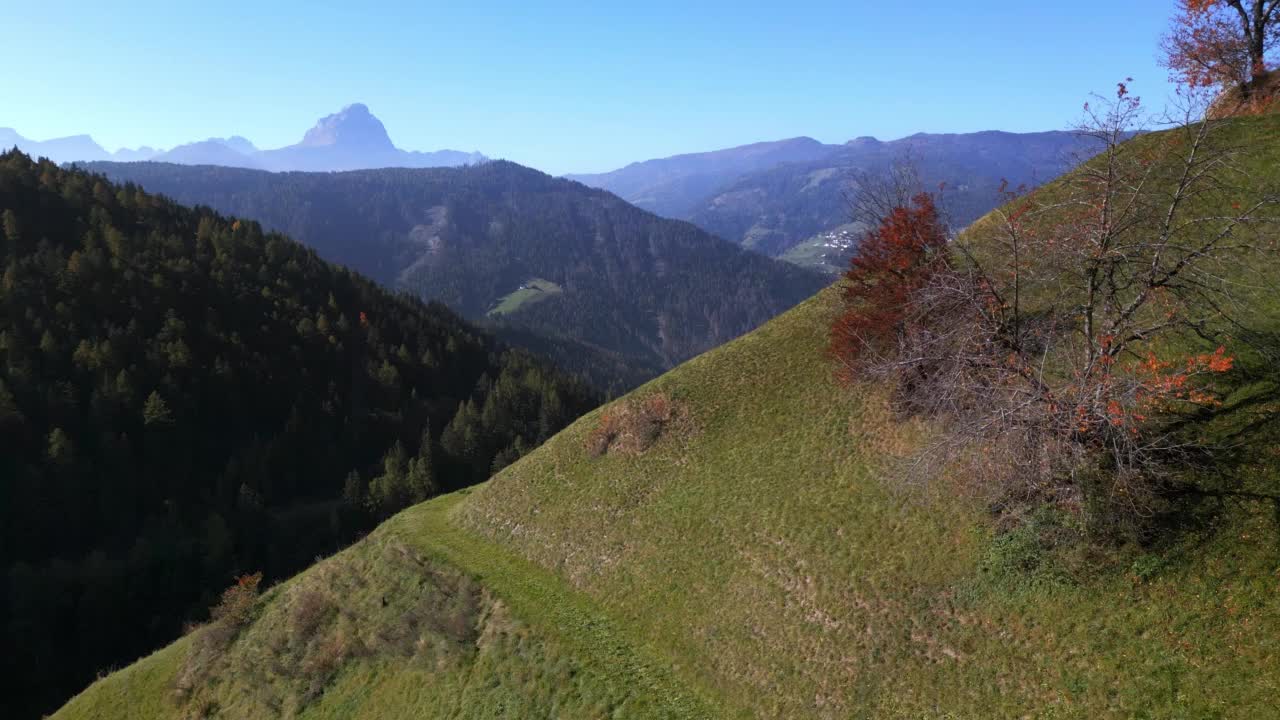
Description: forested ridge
0,150,597,719
85,160,827,391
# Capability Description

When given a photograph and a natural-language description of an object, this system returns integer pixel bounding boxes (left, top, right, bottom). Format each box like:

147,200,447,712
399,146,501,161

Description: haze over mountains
8,104,1096,276
51,107,1102,386
570,130,1101,272
565,137,838,218
1,103,487,172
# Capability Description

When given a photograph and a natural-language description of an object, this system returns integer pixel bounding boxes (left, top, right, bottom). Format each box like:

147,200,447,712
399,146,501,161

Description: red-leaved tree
1162,0,1280,98
830,192,948,381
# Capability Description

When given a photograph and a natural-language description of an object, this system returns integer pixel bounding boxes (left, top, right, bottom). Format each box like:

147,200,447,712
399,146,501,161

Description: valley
86,159,825,393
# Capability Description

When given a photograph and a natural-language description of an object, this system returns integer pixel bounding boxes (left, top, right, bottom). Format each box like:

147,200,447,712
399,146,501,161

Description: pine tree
2,208,18,255
0,378,22,426
142,391,173,426
46,428,73,464
406,424,436,502
366,440,409,516
341,470,365,509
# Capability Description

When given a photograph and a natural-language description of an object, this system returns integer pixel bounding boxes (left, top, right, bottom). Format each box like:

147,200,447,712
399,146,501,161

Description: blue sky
3,1,1177,174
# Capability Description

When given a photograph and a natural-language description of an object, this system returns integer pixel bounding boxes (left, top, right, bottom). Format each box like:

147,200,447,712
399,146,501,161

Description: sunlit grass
487,278,563,316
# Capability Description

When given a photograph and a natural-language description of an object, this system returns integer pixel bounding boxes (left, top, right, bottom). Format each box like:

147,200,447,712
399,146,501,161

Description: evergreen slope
0,151,595,719
82,160,827,390
57,116,1280,718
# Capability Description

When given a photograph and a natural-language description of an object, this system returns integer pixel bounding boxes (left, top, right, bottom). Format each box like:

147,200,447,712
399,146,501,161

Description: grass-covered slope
53,493,712,720
56,283,1280,719
487,278,564,317
59,115,1280,719
462,290,1280,718
456,114,1280,718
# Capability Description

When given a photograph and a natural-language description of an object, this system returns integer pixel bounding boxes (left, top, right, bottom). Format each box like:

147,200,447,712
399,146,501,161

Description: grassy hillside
777,223,861,275
458,114,1280,718
462,294,1280,718
64,286,1280,718
54,493,712,720
58,115,1280,718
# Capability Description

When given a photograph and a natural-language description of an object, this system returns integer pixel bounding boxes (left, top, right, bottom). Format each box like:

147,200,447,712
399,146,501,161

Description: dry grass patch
170,535,495,718
586,391,693,457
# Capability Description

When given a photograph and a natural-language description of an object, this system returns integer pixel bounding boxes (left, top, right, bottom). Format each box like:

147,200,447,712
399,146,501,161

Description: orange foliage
1066,346,1234,437
211,572,262,626
829,193,947,379
1162,0,1280,93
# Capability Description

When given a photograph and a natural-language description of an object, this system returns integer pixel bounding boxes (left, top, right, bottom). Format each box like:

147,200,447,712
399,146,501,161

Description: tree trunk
1228,0,1269,91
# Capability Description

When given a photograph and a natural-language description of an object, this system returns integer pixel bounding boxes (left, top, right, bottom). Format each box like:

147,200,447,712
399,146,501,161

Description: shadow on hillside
1147,333,1280,556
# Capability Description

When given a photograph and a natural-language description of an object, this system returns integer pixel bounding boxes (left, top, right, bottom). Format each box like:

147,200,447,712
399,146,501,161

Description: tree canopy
1163,0,1280,97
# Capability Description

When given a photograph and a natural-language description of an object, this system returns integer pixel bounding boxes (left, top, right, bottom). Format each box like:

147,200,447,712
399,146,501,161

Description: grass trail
389,490,719,719
53,489,715,720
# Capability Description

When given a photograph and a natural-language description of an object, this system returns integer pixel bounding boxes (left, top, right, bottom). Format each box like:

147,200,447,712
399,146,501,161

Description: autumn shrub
288,586,333,642
828,192,948,382
211,572,262,626
1162,0,1280,103
832,87,1274,541
299,632,355,704
175,573,263,699
587,392,690,457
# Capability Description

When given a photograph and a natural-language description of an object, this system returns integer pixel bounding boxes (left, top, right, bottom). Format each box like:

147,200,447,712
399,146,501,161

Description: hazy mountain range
0,103,487,171
7,106,1094,275
565,137,837,218
569,130,1101,272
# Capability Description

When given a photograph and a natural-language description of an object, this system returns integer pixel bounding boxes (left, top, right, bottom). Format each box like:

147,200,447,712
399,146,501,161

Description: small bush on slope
175,572,263,700
170,536,492,717
586,392,693,457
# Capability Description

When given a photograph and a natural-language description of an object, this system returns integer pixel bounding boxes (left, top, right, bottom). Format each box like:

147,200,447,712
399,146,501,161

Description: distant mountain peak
214,135,257,154
298,102,394,151
846,136,881,146
6,106,484,172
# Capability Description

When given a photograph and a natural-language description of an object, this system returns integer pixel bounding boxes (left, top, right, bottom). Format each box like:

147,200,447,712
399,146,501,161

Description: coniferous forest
85,160,827,392
0,150,597,719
